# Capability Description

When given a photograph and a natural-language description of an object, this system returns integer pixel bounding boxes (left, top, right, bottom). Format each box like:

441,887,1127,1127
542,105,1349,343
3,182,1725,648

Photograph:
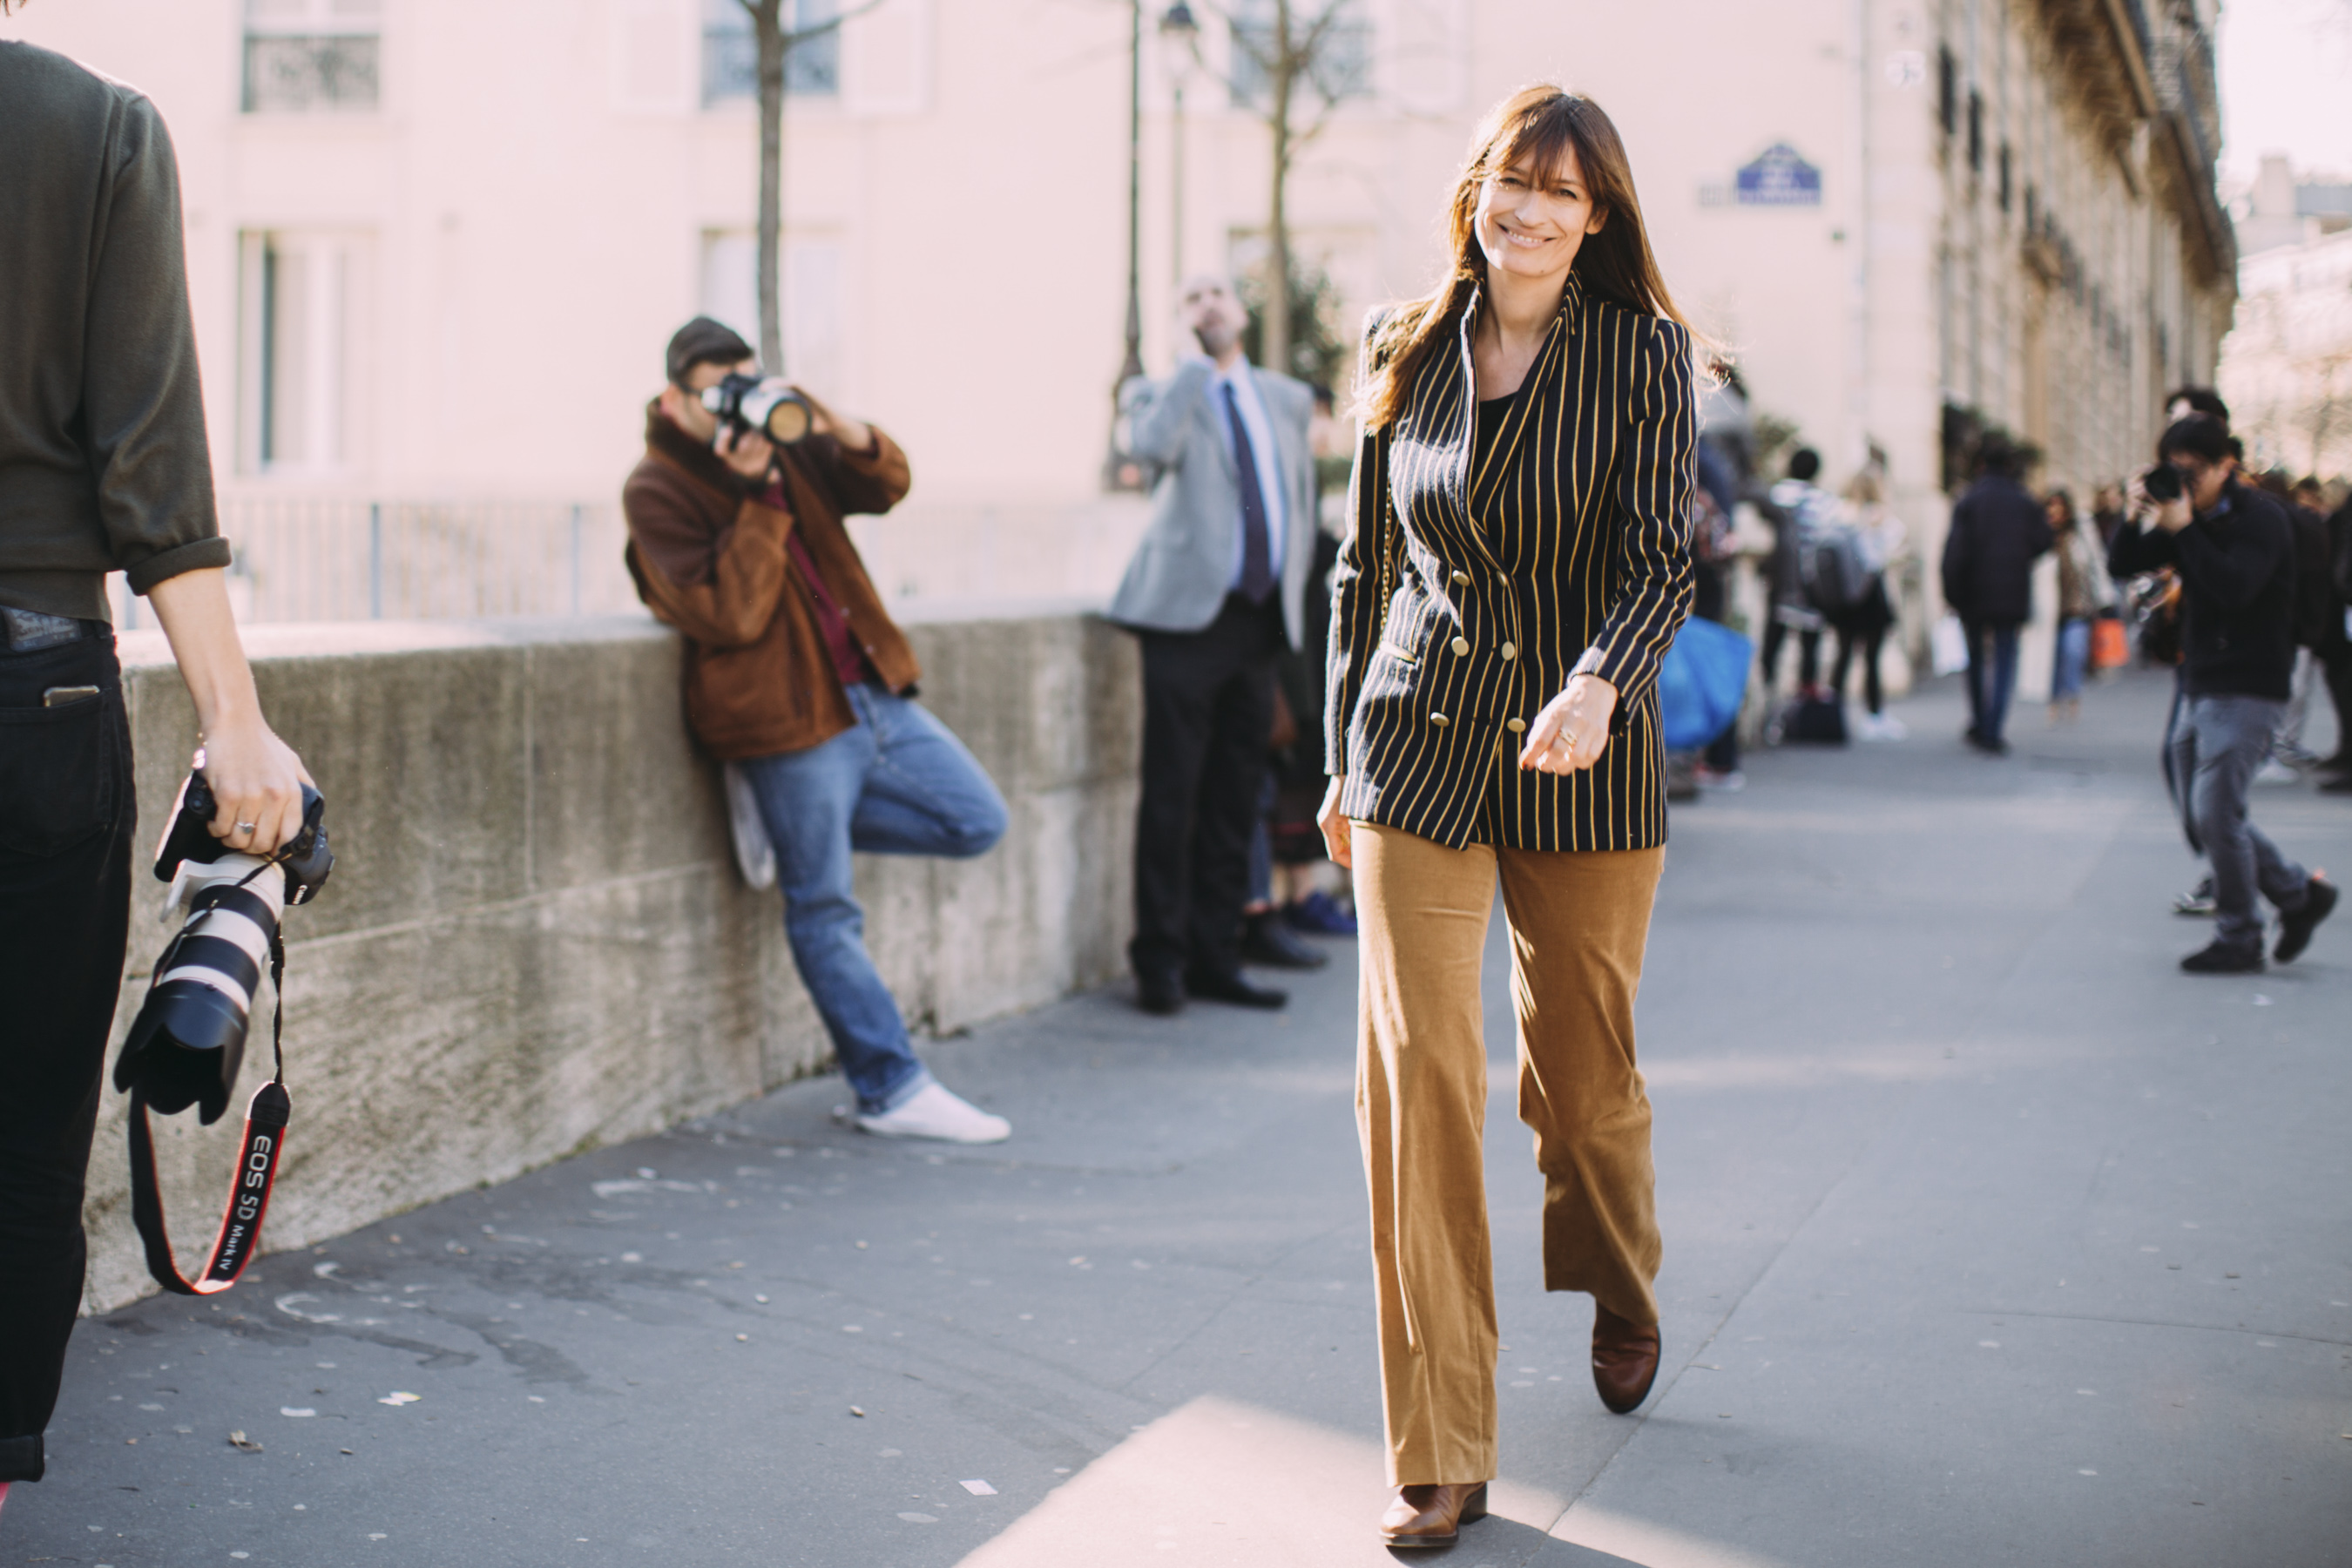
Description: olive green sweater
0,42,230,622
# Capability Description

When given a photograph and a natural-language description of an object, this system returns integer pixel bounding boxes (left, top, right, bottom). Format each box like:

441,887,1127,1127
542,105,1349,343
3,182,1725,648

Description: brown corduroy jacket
623,404,917,760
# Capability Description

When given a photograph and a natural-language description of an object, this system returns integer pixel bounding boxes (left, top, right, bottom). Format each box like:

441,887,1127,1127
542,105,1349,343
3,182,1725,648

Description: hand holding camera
195,710,314,855
700,374,873,472
112,764,335,1295
2127,465,2193,534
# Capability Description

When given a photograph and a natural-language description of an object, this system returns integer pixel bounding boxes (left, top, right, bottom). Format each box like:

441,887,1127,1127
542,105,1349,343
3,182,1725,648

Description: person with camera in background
1110,274,1320,1016
2109,416,2337,973
622,319,1012,1143
1,33,314,1505
1941,435,2052,756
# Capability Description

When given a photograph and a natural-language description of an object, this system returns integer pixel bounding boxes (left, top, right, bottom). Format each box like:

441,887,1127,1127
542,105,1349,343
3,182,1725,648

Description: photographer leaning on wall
1,34,313,1504
622,319,1012,1145
2108,415,2337,974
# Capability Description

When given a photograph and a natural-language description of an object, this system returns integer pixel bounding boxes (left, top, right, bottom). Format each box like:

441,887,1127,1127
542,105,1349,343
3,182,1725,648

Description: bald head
1179,274,1248,365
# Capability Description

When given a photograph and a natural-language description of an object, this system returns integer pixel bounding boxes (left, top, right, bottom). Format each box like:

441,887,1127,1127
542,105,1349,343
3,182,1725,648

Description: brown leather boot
1592,1302,1661,1414
1378,1481,1489,1547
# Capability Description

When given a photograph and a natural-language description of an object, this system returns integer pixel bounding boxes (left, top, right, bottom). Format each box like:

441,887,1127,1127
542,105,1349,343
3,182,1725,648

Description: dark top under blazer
1325,274,1697,852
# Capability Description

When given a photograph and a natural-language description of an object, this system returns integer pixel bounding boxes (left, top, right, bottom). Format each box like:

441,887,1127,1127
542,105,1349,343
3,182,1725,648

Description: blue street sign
1734,144,1822,206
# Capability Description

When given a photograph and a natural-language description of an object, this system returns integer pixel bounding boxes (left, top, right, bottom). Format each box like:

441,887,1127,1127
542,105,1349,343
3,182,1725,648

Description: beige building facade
3,0,2233,618
2220,155,2352,482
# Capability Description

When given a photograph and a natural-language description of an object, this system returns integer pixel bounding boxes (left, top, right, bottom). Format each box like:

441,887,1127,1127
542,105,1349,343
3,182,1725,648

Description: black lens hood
113,983,248,1125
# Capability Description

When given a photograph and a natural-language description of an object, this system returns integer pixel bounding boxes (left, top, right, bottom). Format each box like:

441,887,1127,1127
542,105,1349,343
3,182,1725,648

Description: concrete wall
84,607,1139,1313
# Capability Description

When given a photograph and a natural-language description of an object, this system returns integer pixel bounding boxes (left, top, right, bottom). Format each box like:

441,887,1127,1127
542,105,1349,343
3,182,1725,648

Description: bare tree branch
733,0,886,372
1192,0,1365,375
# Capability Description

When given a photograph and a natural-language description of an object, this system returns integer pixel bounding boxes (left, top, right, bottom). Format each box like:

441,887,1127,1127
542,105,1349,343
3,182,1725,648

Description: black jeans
0,631,136,1480
2318,637,2352,764
1759,615,1821,692
1132,593,1282,978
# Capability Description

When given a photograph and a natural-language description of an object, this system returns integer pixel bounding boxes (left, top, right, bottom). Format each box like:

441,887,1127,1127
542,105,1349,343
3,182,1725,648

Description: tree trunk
753,0,787,372
1263,0,1294,381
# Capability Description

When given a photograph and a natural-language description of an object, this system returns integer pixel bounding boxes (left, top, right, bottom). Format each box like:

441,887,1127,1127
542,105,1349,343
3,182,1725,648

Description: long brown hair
1359,85,1693,429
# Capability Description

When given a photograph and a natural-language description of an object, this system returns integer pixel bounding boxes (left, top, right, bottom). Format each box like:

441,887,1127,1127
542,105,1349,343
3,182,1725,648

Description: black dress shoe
2275,875,2337,963
1135,967,1186,1016
1240,909,1328,970
1182,967,1288,1009
2180,939,2264,974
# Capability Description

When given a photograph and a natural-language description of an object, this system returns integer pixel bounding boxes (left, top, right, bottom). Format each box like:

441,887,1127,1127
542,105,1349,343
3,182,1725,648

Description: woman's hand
1519,673,1618,774
1317,776,1353,869
199,713,313,855
145,569,314,856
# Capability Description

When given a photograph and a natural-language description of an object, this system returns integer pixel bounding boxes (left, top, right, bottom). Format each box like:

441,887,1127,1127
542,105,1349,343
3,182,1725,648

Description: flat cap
666,316,755,385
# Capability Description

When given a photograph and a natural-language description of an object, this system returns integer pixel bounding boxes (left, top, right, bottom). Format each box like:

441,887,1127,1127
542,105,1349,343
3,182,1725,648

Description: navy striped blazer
1324,274,1696,852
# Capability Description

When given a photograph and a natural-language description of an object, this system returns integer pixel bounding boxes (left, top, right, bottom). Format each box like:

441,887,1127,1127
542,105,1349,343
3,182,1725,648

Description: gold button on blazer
1324,274,1697,852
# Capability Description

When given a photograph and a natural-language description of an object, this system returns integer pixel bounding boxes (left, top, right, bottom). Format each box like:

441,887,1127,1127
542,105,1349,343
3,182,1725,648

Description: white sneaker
2254,758,2300,787
1856,713,1907,740
848,1082,1010,1144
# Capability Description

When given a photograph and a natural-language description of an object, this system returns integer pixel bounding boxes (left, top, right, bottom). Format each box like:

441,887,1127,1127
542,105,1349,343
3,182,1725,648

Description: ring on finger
234,820,258,833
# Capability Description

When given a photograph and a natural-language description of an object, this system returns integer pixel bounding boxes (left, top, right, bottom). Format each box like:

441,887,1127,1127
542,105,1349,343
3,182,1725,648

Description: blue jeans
1963,618,2021,742
738,684,1008,1114
2184,695,2310,951
2052,618,2091,702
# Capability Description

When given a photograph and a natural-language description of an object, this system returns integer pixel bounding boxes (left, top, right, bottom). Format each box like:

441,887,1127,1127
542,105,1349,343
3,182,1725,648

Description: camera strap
125,868,292,1297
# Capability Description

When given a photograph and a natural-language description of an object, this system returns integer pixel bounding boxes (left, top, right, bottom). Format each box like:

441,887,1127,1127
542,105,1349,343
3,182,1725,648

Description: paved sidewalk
10,670,2350,1567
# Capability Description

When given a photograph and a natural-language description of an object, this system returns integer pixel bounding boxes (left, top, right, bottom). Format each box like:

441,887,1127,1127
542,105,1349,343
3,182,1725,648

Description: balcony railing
242,34,380,113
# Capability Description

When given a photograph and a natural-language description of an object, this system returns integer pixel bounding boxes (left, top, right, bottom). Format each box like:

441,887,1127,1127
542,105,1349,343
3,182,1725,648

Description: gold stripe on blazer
1324,273,1697,852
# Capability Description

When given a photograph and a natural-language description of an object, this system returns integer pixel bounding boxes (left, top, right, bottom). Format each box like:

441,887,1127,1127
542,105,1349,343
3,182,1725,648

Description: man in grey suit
1112,274,1320,1015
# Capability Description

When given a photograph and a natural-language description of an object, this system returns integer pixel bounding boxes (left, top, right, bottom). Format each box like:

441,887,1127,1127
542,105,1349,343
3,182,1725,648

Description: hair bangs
1484,105,1586,193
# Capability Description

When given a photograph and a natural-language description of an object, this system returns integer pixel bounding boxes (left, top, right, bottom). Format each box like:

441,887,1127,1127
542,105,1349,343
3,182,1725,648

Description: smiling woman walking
1319,85,1696,1548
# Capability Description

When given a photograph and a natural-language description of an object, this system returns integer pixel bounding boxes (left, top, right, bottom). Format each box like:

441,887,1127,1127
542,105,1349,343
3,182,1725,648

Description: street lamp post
1160,3,1200,296
1105,0,1146,491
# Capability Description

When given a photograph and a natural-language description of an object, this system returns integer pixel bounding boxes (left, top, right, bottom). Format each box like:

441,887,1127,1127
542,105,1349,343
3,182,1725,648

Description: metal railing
112,497,639,628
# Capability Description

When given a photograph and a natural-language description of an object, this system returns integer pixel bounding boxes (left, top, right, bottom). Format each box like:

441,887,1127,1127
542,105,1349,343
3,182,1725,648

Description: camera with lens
2140,463,2184,504
700,374,814,447
113,767,334,1125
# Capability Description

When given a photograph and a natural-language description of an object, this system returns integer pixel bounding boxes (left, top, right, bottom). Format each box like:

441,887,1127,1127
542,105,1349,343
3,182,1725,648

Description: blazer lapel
1429,291,1504,571
1249,368,1305,522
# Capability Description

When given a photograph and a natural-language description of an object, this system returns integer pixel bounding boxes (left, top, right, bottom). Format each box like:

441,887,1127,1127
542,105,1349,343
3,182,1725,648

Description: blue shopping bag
1657,618,1753,751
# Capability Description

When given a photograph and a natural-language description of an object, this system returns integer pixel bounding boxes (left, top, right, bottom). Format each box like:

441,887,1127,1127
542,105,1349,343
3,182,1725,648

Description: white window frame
238,230,370,478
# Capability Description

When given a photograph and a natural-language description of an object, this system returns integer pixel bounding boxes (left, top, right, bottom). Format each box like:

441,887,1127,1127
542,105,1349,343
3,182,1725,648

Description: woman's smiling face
1474,146,1605,286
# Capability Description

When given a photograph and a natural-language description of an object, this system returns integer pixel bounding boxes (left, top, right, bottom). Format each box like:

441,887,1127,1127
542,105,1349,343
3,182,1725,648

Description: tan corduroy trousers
1352,819,1666,1487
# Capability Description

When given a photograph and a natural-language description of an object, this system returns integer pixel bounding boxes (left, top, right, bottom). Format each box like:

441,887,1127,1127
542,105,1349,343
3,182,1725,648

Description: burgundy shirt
765,478,871,689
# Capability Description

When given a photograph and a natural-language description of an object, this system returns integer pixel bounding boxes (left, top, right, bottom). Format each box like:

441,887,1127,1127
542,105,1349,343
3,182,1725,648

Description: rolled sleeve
124,535,233,595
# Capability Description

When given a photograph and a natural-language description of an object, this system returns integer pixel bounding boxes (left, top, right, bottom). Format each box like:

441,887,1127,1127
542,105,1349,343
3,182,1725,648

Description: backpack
1771,479,1876,613
1802,524,1876,612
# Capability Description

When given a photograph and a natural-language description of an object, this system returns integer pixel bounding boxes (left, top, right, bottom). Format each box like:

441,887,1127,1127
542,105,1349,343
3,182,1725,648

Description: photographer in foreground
2109,416,2336,973
2,37,312,1501
623,320,1010,1144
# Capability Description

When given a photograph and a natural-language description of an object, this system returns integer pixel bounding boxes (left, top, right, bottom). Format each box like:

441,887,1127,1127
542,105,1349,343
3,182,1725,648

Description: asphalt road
10,668,2350,1567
